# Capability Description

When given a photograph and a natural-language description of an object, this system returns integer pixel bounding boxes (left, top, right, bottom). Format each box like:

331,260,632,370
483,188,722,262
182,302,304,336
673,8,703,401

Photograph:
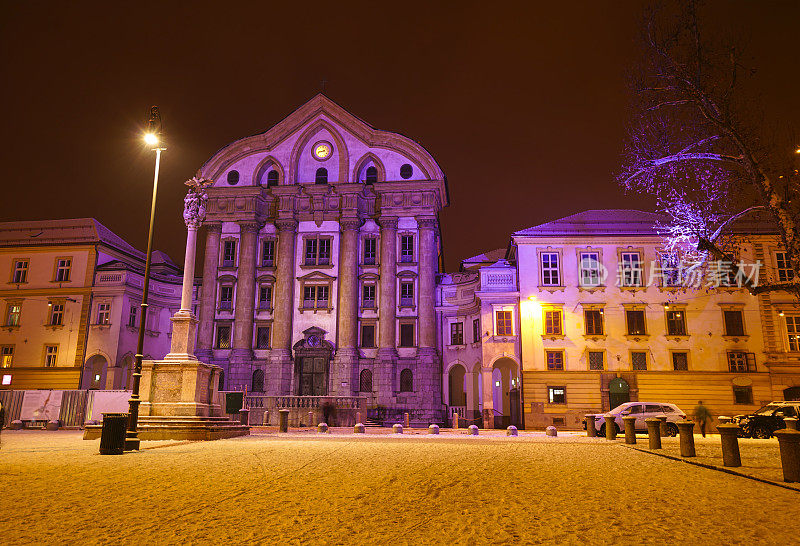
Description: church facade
194,95,447,423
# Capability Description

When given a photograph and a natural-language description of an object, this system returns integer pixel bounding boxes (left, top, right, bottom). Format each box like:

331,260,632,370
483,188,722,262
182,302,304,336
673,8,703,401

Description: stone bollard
645,417,662,449
404,413,410,428
354,423,366,434
453,413,459,429
263,410,269,426
585,415,596,437
278,409,289,433
774,429,800,482
9,420,22,430
676,420,696,457
546,426,558,437
468,424,479,436
604,414,617,440
622,415,637,445
717,423,742,467
308,411,314,427
393,423,403,434
356,412,361,425
717,416,732,425
428,424,439,435
239,408,250,426
317,423,328,433
784,417,799,431
46,420,60,431
656,415,668,437
507,425,518,437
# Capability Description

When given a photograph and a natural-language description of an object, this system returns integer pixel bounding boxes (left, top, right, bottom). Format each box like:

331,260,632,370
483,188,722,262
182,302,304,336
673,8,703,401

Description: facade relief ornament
183,177,213,229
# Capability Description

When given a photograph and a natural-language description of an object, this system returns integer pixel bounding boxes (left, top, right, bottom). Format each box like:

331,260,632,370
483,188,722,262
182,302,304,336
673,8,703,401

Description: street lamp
125,106,166,451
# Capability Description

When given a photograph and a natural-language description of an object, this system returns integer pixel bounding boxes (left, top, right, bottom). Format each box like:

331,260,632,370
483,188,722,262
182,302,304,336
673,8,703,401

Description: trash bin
99,413,128,455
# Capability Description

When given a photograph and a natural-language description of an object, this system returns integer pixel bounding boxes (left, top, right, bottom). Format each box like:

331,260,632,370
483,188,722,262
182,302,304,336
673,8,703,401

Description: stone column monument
139,177,224,418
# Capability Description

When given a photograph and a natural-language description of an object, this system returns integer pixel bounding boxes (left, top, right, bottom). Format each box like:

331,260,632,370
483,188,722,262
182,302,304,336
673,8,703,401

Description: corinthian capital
340,217,363,231
377,216,398,230
417,217,438,230
275,218,298,232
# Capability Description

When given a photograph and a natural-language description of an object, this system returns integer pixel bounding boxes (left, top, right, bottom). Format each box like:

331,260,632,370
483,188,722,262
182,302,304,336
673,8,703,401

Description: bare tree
618,1,800,294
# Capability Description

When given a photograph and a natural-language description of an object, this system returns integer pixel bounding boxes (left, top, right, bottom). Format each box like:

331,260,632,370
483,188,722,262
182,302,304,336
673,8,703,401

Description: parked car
582,402,688,437
731,401,800,439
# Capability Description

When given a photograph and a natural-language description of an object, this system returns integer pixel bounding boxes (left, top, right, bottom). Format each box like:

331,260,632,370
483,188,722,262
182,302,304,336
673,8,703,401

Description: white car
583,402,688,437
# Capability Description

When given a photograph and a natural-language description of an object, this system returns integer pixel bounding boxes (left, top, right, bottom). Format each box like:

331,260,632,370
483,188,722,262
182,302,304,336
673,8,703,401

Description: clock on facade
313,142,332,160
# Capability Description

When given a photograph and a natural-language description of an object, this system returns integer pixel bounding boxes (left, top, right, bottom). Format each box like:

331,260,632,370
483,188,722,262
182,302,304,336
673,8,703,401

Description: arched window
365,166,378,184
315,168,328,184
266,170,279,187
252,369,265,392
227,170,240,185
399,164,413,179
359,369,373,393
400,368,413,393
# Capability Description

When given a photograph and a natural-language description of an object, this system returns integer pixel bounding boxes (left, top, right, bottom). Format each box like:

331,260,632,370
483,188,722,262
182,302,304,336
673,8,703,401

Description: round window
227,170,240,185
400,164,413,179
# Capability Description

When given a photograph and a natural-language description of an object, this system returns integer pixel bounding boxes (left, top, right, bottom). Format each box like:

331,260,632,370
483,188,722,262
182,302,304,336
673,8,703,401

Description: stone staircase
83,415,249,442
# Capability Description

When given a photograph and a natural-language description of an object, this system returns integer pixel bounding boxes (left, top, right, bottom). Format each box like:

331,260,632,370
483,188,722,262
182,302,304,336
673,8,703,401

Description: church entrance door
298,356,329,396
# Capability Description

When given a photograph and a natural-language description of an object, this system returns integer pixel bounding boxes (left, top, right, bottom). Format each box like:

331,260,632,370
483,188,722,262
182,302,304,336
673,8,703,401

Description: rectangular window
723,310,745,336
776,251,794,282
399,323,415,347
473,318,480,343
215,325,231,349
400,281,414,307
626,310,646,335
97,303,111,325
540,252,560,286
55,258,71,282
631,351,647,371
400,235,414,263
6,304,21,327
50,303,64,326
363,238,377,265
361,324,375,348
672,352,689,371
128,305,137,327
222,241,236,267
304,237,331,266
255,326,271,349
733,385,753,405
666,310,686,336
548,386,566,404
258,285,273,310
579,252,601,287
303,285,329,309
584,310,604,335
12,260,28,283
546,350,564,370
660,253,682,287
450,322,464,345
219,286,233,310
261,240,275,267
787,316,800,351
362,284,376,308
1,346,13,368
588,351,604,370
44,345,58,367
496,310,513,336
544,310,562,335
620,252,642,287
727,351,755,372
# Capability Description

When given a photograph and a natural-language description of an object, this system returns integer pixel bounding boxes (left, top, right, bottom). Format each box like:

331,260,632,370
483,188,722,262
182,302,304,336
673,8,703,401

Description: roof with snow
0,218,144,257
513,210,669,237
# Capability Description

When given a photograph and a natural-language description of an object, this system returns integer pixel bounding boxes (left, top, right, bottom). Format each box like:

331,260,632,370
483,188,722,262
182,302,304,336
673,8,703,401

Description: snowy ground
0,429,798,545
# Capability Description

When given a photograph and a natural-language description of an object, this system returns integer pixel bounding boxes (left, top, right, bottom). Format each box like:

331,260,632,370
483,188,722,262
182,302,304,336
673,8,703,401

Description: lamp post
125,106,166,451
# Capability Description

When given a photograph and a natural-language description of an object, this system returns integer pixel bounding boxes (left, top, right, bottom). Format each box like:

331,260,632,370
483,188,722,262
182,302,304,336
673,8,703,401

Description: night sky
1,1,798,272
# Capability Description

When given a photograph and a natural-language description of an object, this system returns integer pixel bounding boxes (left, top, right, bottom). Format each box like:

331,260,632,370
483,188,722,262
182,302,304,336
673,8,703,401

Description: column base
167,310,199,360
139,358,222,418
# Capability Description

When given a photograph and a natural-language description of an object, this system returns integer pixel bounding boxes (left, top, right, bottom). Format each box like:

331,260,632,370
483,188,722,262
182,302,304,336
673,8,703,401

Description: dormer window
365,166,378,184
315,168,328,184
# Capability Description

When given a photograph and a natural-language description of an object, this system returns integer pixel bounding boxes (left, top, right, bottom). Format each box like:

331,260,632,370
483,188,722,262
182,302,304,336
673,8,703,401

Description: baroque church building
194,95,447,423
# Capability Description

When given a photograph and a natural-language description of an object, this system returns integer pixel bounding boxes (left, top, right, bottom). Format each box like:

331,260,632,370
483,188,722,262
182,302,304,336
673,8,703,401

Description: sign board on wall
21,390,63,421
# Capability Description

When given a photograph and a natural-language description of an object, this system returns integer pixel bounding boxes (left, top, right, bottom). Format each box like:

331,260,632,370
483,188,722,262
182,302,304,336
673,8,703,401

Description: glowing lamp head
779,310,786,317
144,133,159,146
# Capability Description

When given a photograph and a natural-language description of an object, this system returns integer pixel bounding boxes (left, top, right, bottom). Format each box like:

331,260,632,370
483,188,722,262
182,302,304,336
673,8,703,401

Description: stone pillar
622,415,637,444
774,429,800,482
717,423,742,467
229,222,259,387
376,216,398,406
332,218,361,395
585,415,597,437
195,223,221,361
645,417,662,449
417,217,437,350
677,420,696,457
604,414,617,440
272,219,297,394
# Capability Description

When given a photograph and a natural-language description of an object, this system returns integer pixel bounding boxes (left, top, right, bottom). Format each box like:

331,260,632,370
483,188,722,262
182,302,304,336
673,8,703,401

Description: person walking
694,400,712,438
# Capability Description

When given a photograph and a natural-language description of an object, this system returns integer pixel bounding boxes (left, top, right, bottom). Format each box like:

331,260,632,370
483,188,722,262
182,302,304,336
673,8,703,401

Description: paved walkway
0,430,796,545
